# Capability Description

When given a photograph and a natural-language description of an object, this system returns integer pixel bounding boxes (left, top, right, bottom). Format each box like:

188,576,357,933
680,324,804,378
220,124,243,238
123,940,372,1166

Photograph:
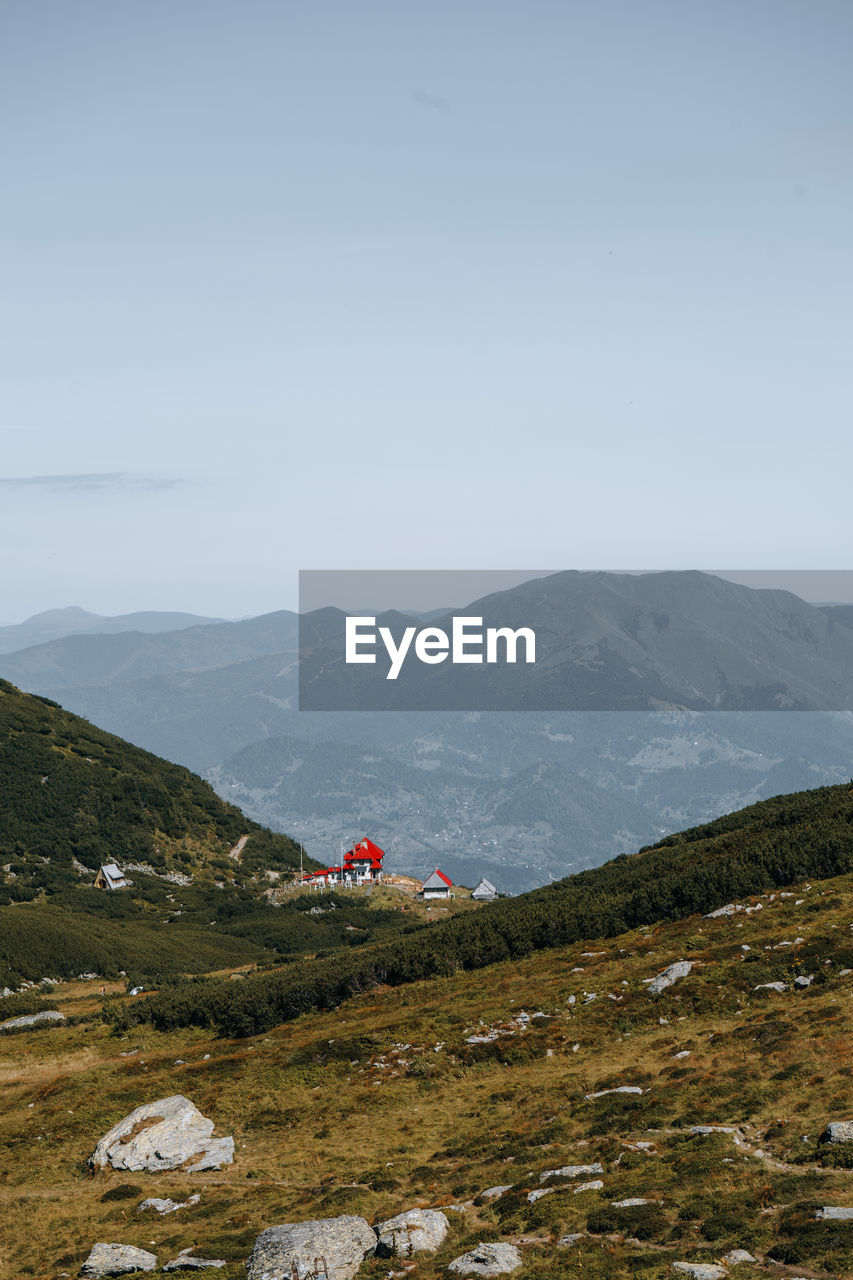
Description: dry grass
0,875,851,1279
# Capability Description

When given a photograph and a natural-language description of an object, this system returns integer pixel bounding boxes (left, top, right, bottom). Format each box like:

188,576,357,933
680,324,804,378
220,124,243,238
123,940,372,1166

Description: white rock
754,982,787,992
823,1121,853,1144
539,1162,603,1182
817,1206,853,1220
162,1252,226,1272
89,1095,234,1174
585,1086,643,1099
671,1265,727,1280
374,1209,449,1255
138,1194,200,1214
527,1188,552,1203
557,1233,584,1247
723,1249,755,1264
690,1125,736,1135
646,961,693,995
478,1185,513,1201
447,1242,522,1276
0,1010,64,1032
79,1243,157,1277
248,1216,377,1280
573,1180,604,1193
794,974,814,987
612,1198,654,1207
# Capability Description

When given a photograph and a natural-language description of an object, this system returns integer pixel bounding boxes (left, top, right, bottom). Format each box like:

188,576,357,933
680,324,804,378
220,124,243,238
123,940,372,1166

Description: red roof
421,867,453,890
302,837,386,880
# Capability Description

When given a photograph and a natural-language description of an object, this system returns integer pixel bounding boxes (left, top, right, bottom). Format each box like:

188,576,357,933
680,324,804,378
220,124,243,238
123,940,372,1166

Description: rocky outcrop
138,1194,200,1214
0,1010,64,1032
671,1265,726,1280
78,1242,157,1277
89,1095,234,1174
540,1162,603,1182
374,1208,449,1256
723,1250,755,1265
646,961,692,995
162,1251,226,1272
817,1206,853,1220
447,1243,523,1276
822,1120,853,1144
478,1185,513,1202
247,1216,376,1280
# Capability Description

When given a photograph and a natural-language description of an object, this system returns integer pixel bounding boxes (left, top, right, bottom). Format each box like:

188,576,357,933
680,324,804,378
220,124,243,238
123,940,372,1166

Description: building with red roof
302,837,386,888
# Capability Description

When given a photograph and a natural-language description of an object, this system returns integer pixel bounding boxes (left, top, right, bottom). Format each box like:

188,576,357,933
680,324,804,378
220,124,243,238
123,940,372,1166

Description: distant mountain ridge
0,606,225,655
4,575,853,890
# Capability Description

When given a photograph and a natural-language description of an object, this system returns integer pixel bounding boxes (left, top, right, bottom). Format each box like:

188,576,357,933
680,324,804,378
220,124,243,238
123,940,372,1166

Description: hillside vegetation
0,677,308,895
1,865,850,1279
121,781,853,1036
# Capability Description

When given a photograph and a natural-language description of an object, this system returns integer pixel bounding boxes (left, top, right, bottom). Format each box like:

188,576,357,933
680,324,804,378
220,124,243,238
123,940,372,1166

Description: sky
1,0,852,623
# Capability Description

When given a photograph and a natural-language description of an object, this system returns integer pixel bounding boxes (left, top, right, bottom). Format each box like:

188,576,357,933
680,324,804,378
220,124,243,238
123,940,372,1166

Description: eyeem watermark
346,616,536,680
298,568,853,711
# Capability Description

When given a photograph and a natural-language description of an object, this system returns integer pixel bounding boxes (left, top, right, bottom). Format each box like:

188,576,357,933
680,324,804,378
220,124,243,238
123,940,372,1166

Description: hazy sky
2,1,852,623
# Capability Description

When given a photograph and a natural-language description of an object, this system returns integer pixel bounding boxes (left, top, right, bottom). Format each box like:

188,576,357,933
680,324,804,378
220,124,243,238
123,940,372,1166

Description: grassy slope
0,677,311,893
123,780,853,1036
0,870,850,1280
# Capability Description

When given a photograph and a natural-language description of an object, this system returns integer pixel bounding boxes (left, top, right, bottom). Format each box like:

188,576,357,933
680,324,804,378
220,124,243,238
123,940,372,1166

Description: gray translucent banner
298,569,853,712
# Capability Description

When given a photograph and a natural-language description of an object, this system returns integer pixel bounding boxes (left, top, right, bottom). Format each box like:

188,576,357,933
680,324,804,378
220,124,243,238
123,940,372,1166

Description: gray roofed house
94,863,130,890
472,877,498,901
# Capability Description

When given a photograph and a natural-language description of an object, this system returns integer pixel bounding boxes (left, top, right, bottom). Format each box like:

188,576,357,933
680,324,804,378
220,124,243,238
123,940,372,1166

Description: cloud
0,472,185,493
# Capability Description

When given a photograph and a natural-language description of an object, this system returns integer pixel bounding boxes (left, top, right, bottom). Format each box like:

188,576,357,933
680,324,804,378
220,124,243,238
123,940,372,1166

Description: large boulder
822,1120,853,1144
78,1242,157,1277
447,1243,522,1276
247,1216,377,1280
646,961,692,995
0,1010,64,1032
375,1208,449,1256
89,1095,234,1174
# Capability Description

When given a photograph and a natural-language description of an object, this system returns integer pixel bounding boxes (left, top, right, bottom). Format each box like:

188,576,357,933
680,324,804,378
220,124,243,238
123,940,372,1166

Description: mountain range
3,573,853,890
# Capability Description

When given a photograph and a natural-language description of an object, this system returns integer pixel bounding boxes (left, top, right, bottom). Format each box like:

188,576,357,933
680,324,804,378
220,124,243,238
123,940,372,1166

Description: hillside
120,780,853,1037
0,845,850,1276
0,676,307,897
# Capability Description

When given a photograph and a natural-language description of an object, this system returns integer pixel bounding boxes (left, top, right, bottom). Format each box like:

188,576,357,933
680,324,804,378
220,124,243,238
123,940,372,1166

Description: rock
585,1086,643,1099
822,1120,853,1144
247,1215,376,1280
447,1242,523,1276
527,1188,552,1203
557,1234,584,1247
573,1179,604,1193
89,1095,234,1174
0,1010,65,1032
723,1250,755,1264
705,903,739,918
671,1265,727,1280
374,1208,449,1256
754,982,787,993
646,960,693,995
794,974,814,987
817,1206,853,1220
78,1242,157,1277
612,1198,654,1207
540,1162,603,1182
138,1194,200,1214
690,1125,736,1136
478,1185,513,1202
162,1251,226,1272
